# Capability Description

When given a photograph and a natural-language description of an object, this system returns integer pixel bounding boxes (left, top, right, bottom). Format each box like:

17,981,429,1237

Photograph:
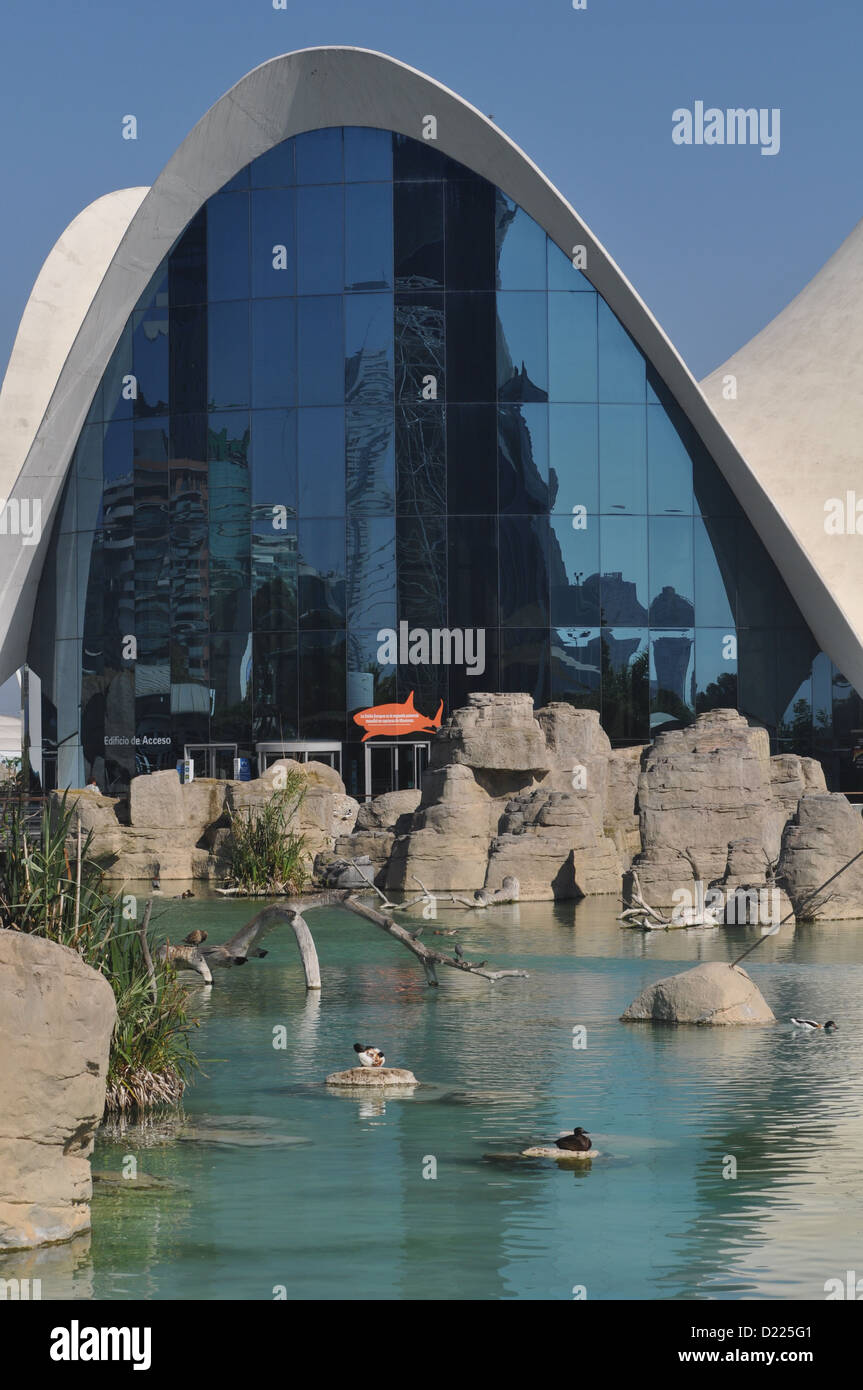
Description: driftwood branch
285,911,321,989
340,895,528,985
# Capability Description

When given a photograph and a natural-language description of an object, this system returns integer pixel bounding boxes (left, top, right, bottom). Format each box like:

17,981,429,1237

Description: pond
59,895,863,1298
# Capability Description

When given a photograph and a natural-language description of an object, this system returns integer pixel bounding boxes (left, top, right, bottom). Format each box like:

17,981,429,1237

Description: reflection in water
83,893,863,1300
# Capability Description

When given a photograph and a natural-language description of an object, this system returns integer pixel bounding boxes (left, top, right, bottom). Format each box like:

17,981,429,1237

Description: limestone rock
354,789,421,833
604,745,644,869
430,692,550,789
385,764,497,893
61,792,121,836
180,780,228,842
333,829,394,883
621,962,775,1025
0,931,116,1249
485,788,620,899
129,768,185,830
326,1067,418,1087
779,793,863,919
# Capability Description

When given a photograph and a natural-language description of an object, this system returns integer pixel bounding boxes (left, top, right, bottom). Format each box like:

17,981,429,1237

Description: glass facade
31,128,863,797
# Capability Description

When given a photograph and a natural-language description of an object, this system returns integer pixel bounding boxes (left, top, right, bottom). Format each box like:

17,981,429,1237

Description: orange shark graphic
353,691,444,742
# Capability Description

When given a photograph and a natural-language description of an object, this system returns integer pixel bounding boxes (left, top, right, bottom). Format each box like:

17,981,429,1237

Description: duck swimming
791,1018,838,1031
354,1043,386,1068
555,1126,592,1152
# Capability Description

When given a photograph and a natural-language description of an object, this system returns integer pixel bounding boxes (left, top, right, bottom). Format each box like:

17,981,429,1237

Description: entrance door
184,744,238,779
255,741,342,778
364,742,430,800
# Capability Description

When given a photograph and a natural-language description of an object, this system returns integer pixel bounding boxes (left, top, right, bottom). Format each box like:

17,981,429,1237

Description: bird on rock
555,1126,592,1152
184,929,208,946
353,1043,386,1068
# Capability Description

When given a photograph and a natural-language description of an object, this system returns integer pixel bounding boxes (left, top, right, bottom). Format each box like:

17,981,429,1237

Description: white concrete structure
1,45,861,698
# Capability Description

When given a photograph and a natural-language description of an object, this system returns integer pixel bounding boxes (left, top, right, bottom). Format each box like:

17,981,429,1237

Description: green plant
227,774,309,893
0,794,199,1116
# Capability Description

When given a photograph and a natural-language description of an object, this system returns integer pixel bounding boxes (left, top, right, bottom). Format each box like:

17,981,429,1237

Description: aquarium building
2,47,863,800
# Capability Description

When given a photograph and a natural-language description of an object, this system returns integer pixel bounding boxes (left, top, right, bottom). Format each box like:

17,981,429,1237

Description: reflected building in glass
8,52,863,798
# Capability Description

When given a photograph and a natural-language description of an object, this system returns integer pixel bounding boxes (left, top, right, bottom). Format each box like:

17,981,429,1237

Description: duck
184,929,208,946
555,1126,592,1152
791,1018,838,1031
353,1043,386,1068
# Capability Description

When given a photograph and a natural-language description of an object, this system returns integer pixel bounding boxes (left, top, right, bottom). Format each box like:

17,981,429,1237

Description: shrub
226,774,308,894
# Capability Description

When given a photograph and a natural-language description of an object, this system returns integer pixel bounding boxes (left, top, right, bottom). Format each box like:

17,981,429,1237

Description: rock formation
621,961,775,1025
628,709,827,910
779,794,863,919
0,931,116,1249
52,760,360,884
384,695,626,899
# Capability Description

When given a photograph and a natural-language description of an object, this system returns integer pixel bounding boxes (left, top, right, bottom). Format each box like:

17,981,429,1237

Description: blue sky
0,0,859,381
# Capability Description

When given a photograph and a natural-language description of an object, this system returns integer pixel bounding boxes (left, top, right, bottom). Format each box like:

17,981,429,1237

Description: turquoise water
28,897,863,1299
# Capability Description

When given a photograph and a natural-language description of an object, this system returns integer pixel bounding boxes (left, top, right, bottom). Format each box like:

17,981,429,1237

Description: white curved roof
702,218,863,688
1,46,860,695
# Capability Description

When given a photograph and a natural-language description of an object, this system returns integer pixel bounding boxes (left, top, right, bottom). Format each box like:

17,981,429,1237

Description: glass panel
600,628,649,741
297,297,343,406
497,293,549,402
297,407,344,517
345,293,393,403
208,302,249,410
598,299,646,403
169,210,206,307
208,412,251,633
345,184,393,291
549,515,600,626
396,516,447,628
206,193,250,301
99,324,134,423
647,403,693,514
344,126,393,182
736,521,777,627
549,404,598,517
346,404,395,514
599,405,647,514
132,308,170,416
251,188,296,297
551,627,602,710
170,305,207,415
500,629,550,707
499,515,549,627
209,632,252,741
445,293,496,403
394,182,444,290
251,298,297,408
251,409,296,513
299,631,346,738
496,195,546,290
395,292,445,400
445,178,495,291
600,515,648,624
297,186,344,294
250,139,295,188
448,514,498,627
692,440,742,516
695,629,738,713
296,128,343,184
298,519,346,629
347,630,397,712
778,634,818,753
347,517,396,629
738,629,777,728
649,516,694,626
395,402,445,516
393,132,453,180
75,424,103,534
547,236,593,292
694,515,736,627
221,163,251,191
446,405,497,513
548,293,598,402
650,630,695,729
498,404,549,514
252,521,297,631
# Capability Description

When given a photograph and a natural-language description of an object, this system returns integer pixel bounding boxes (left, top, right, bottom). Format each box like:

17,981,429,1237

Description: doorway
364,741,430,801
183,744,238,780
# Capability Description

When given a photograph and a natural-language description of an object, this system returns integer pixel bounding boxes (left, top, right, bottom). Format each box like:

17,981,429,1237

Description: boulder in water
326,1067,418,1087
621,961,775,1025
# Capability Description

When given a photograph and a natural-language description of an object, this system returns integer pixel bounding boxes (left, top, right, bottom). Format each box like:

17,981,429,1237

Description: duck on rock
354,1043,386,1068
555,1126,592,1152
